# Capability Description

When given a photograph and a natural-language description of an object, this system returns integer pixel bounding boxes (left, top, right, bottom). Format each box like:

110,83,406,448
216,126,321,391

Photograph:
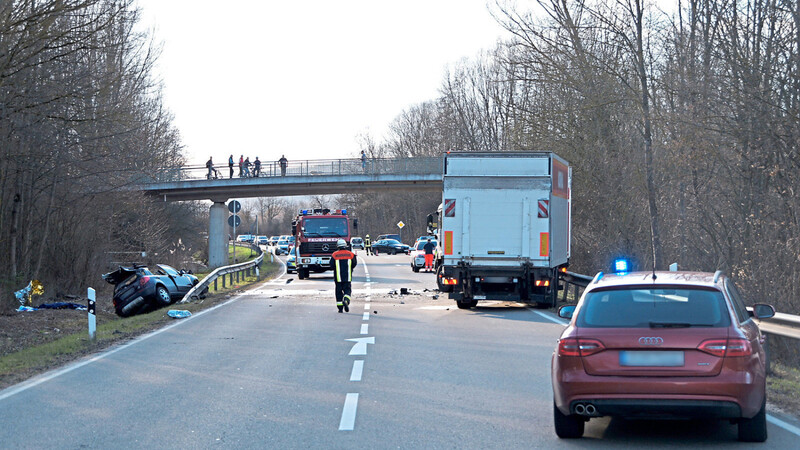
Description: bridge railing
151,157,442,183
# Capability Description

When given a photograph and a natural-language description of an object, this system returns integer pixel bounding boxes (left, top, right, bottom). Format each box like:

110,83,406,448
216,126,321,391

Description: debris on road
167,310,192,319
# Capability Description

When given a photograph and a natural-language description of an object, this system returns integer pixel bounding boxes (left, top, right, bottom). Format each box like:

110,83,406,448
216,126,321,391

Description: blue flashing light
341,209,347,215
613,258,630,275
302,210,308,215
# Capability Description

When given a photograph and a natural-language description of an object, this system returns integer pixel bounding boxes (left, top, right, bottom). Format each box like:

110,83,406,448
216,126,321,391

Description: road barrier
179,243,264,303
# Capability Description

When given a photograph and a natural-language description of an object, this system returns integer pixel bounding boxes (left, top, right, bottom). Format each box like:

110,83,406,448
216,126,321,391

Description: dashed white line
768,414,800,437
362,312,370,321
360,324,369,335
338,393,359,431
364,303,370,310
350,361,364,381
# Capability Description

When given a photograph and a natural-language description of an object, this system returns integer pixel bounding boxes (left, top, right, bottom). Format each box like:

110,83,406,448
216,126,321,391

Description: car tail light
697,339,752,357
558,338,605,357
138,276,150,287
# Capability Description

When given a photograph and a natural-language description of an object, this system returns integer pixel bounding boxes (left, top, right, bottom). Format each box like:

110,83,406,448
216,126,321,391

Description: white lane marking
346,337,375,356
350,361,364,381
0,293,245,402
532,310,568,325
339,393,359,431
360,324,369,335
364,303,370,310
768,414,800,437
362,312,370,321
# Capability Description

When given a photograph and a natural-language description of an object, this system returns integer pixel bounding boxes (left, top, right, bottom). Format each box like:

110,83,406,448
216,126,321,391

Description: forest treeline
0,0,203,312
2,0,798,314
351,0,800,312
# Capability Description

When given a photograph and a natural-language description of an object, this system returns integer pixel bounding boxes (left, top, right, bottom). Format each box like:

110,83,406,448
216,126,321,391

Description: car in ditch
551,268,775,442
103,264,199,317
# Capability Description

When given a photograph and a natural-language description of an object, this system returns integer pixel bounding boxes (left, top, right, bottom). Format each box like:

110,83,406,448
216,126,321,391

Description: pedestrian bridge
138,157,443,269
142,157,443,202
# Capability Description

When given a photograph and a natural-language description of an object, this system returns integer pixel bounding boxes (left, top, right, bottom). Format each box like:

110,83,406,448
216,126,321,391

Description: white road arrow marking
346,337,375,356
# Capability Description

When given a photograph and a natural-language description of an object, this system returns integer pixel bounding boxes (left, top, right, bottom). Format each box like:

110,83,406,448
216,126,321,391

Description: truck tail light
443,278,458,285
535,280,550,287
558,338,605,357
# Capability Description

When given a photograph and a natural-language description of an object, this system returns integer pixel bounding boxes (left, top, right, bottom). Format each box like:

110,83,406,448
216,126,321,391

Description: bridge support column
208,201,227,269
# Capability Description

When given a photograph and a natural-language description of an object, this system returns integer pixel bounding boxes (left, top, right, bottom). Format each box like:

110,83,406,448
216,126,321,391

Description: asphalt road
1,252,799,448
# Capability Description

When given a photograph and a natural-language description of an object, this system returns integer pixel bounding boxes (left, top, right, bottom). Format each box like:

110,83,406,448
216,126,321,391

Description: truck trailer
438,152,571,309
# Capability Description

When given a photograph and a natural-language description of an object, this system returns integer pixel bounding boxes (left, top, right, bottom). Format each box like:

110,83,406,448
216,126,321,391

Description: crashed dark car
103,264,199,317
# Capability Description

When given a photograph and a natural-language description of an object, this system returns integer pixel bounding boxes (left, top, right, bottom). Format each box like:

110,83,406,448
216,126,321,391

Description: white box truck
437,152,571,309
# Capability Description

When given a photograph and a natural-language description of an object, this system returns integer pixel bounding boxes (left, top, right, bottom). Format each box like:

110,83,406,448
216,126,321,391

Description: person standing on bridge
228,154,234,178
361,150,367,172
253,157,261,177
206,157,218,179
239,155,244,177
243,157,251,177
279,155,288,176
330,239,357,313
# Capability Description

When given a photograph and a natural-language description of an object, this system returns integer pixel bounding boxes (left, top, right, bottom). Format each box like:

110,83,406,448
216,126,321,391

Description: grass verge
0,259,282,390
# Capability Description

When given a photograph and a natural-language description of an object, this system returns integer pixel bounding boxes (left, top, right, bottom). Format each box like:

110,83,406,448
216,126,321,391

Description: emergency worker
364,234,372,255
423,238,436,271
330,239,357,313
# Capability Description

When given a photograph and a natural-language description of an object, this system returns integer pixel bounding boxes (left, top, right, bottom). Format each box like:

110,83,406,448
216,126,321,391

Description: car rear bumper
552,365,765,419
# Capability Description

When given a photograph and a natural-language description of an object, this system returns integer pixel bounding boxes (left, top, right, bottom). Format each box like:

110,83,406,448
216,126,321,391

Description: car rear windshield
576,287,731,328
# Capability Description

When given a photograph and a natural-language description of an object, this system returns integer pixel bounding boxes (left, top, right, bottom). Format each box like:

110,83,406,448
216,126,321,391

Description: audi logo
321,244,329,251
638,337,664,346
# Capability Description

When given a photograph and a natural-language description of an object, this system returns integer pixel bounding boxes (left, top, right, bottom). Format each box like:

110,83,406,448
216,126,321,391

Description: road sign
228,200,241,214
397,221,405,229
228,215,241,228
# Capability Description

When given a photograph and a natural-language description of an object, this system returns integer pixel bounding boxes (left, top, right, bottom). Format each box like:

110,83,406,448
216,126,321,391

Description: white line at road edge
339,393,359,431
532,310,568,325
0,284,262,402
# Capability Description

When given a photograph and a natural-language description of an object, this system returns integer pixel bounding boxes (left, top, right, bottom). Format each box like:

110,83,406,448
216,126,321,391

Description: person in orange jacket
330,239,357,313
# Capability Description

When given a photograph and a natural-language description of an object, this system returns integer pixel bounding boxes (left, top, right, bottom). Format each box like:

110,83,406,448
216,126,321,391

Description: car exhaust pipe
574,404,586,415
585,404,597,416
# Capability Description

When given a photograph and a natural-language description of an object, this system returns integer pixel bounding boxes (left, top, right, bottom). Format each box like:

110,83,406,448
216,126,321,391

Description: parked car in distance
350,237,364,249
286,245,297,273
377,234,401,242
268,236,280,246
256,235,269,245
237,234,254,243
276,235,295,255
103,264,199,317
371,239,411,255
551,269,775,442
410,239,437,272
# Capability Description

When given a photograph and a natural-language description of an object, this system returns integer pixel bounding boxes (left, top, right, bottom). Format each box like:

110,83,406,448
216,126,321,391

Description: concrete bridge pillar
208,201,228,269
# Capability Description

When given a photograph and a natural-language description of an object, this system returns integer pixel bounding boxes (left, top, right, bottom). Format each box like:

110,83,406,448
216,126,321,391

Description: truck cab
292,208,355,279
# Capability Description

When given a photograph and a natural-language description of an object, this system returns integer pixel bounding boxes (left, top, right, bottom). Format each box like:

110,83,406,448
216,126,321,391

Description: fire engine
291,208,357,279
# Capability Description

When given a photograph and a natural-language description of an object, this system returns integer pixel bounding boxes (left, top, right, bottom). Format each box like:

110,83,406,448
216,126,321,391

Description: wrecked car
103,264,199,317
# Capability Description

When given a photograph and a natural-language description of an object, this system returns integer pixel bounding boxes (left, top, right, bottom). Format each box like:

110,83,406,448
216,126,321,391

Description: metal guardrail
179,243,265,303
145,157,442,183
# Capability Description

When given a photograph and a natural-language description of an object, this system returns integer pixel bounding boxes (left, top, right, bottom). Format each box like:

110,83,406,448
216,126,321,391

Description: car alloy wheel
154,285,171,306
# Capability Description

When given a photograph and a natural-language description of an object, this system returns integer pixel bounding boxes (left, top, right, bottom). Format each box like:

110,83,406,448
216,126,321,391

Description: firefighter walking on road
330,239,357,313
364,234,372,255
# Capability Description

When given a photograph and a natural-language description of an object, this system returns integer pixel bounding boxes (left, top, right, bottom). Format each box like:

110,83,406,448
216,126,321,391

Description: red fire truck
291,208,356,279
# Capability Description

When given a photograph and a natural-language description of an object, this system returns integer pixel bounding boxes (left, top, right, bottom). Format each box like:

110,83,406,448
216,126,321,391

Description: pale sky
135,0,514,166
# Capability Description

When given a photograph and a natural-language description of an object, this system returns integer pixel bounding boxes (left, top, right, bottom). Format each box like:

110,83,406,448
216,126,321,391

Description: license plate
474,295,486,300
619,351,684,367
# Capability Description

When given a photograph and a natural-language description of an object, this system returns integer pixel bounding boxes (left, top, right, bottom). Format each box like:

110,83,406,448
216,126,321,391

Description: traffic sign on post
228,200,242,214
228,214,241,228
397,221,405,229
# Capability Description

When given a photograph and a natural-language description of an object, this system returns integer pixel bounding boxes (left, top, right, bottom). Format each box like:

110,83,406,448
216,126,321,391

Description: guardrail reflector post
87,287,97,341
256,266,260,281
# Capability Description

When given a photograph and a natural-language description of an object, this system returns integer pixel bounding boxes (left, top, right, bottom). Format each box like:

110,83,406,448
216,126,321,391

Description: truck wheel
298,268,308,279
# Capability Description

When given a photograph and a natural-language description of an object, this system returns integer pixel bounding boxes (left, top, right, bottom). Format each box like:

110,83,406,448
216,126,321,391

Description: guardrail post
214,278,218,291
256,266,260,281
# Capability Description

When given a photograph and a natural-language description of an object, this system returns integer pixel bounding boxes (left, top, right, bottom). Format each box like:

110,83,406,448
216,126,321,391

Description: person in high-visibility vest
330,239,357,313
364,234,372,255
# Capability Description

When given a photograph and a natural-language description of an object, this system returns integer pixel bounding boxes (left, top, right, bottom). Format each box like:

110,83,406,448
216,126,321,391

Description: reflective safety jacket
330,249,357,282
364,237,371,248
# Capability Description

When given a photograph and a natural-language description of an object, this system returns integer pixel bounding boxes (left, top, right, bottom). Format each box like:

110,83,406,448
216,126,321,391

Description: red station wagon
551,270,775,442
